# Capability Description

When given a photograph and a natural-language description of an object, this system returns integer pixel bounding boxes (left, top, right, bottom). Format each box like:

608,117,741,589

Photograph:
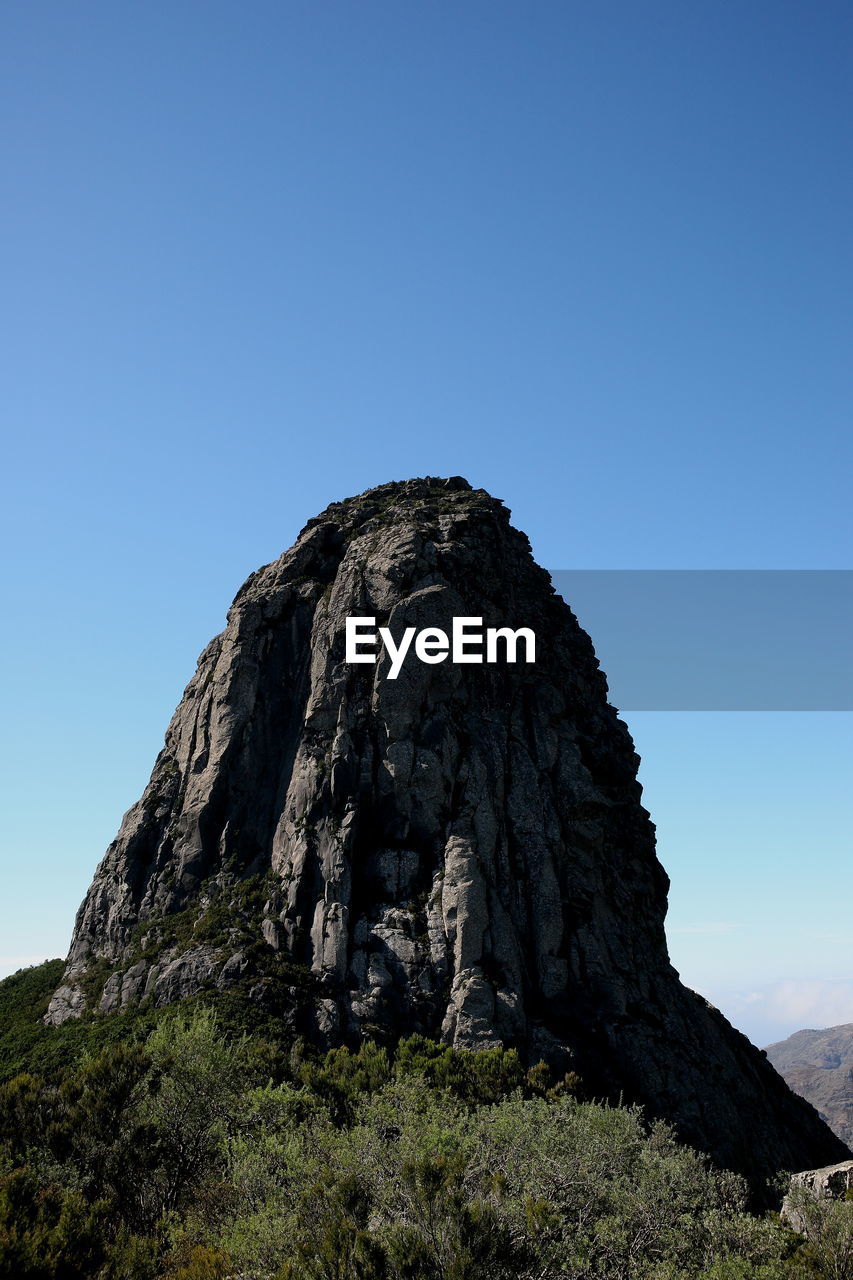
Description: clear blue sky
1,1,850,1046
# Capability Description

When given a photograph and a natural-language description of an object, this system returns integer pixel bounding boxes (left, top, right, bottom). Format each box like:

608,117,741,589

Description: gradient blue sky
1,1,850,1046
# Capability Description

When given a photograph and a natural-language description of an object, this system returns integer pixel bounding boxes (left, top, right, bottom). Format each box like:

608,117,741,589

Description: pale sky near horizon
1,1,851,1048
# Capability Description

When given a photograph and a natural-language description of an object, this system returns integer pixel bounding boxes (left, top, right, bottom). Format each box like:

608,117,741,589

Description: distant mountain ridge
766,1024,853,1149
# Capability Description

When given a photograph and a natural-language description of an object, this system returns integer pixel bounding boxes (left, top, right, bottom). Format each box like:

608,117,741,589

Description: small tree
136,1007,258,1227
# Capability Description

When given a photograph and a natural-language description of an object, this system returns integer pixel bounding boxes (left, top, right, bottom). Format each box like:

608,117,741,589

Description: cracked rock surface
47,476,849,1184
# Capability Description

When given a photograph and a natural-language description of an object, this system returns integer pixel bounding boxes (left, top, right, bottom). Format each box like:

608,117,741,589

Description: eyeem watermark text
345,616,536,680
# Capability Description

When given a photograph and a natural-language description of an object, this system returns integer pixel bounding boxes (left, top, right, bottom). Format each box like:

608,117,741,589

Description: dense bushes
1,972,852,1278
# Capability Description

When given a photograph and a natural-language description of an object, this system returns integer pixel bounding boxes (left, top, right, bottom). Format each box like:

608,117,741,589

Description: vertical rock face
48,477,849,1184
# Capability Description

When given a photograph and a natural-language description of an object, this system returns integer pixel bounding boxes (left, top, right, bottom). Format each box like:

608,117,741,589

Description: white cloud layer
705,978,853,1046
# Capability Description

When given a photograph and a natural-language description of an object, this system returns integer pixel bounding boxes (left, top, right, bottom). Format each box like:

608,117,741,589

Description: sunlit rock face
47,476,850,1187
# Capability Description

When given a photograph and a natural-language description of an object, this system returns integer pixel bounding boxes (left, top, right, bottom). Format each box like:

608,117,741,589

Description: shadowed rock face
48,477,849,1185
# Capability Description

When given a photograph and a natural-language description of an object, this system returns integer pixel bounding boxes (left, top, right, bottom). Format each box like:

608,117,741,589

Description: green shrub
0,989,816,1280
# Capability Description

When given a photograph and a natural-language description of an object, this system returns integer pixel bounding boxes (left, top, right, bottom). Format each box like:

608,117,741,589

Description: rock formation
47,477,849,1187
781,1160,853,1232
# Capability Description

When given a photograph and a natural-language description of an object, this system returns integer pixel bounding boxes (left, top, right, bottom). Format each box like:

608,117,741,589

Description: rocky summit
47,477,848,1185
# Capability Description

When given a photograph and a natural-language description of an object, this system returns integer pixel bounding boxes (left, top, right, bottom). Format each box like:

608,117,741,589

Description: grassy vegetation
0,873,322,1077
0,951,320,1088
1,965,852,1278
116,872,276,967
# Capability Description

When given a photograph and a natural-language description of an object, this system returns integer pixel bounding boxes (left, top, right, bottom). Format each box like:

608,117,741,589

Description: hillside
766,1023,853,1149
0,970,851,1279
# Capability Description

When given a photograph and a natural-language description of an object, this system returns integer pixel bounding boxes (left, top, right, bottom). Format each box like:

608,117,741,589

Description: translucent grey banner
549,571,853,710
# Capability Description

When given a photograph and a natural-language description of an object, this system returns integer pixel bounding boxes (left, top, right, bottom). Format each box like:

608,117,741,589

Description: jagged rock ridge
48,477,849,1186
